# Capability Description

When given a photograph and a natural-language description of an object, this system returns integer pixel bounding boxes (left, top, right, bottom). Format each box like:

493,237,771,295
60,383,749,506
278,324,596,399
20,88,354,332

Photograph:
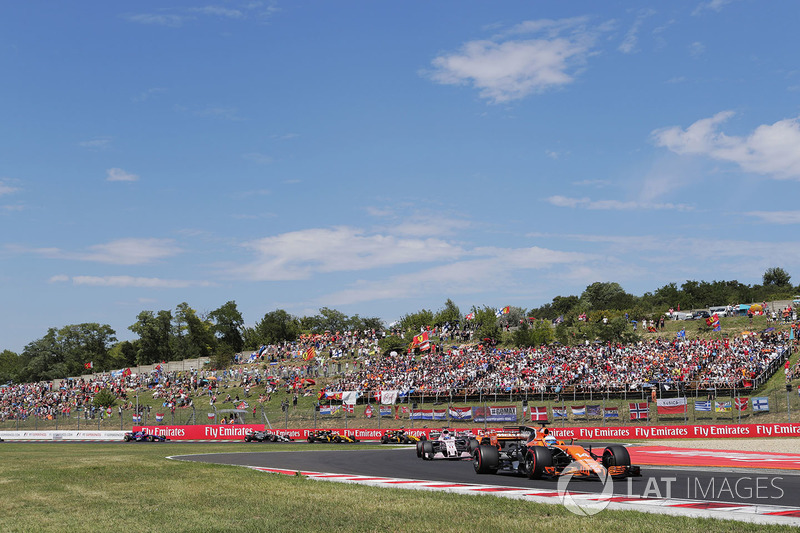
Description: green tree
92,388,117,409
763,267,792,288
580,282,634,311
209,301,245,353
0,349,22,384
173,302,216,360
472,306,501,345
129,310,173,365
252,309,300,345
434,299,461,326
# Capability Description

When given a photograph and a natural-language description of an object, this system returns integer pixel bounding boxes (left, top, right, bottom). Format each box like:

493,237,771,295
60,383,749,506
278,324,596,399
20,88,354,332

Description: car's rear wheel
381,435,389,444
422,440,434,460
124,434,130,442
473,445,499,474
524,446,553,479
416,440,424,458
147,435,154,442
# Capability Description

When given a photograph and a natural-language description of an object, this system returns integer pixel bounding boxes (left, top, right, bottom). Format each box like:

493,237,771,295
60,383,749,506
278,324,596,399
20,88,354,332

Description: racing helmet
544,434,557,446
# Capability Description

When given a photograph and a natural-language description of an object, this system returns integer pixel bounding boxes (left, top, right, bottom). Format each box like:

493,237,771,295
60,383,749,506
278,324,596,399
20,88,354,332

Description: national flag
587,405,602,417
694,401,712,412
629,402,649,420
603,407,619,419
132,414,141,423
237,401,249,409
449,406,473,420
465,312,475,321
552,406,567,418
529,406,548,421
571,405,586,416
364,404,373,418
432,409,447,420
84,361,93,370
304,346,316,361
380,405,393,417
123,368,132,377
715,401,732,412
155,413,164,422
656,397,687,414
401,406,410,415
207,413,215,420
501,306,510,314
342,404,354,414
734,397,749,411
752,397,770,412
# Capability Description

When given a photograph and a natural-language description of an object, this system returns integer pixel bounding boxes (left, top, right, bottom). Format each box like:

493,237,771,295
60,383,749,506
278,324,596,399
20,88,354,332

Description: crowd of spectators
0,327,793,422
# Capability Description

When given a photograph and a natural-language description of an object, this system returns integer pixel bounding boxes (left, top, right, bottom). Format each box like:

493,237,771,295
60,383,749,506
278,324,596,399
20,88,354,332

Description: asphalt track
175,444,800,508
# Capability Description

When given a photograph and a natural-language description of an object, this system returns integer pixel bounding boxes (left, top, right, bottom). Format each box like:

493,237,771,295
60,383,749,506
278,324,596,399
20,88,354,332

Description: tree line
0,268,795,384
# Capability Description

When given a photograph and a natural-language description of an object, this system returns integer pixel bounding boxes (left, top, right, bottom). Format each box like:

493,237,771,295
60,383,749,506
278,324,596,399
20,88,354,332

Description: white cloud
322,246,592,306
51,275,211,288
18,238,180,265
79,137,111,150
618,9,656,54
693,0,735,16
232,227,464,281
746,211,800,225
653,112,800,179
106,168,139,182
0,180,20,197
547,195,692,211
426,18,598,103
124,13,185,27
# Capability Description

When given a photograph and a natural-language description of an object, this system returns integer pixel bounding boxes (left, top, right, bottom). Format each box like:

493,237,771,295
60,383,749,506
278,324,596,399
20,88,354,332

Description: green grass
0,443,786,532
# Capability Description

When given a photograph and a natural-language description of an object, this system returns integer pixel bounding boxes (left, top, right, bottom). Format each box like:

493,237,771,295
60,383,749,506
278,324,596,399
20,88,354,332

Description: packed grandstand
0,326,795,424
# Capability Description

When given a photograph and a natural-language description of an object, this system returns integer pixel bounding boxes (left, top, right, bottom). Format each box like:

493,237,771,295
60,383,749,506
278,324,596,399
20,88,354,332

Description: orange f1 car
472,425,641,480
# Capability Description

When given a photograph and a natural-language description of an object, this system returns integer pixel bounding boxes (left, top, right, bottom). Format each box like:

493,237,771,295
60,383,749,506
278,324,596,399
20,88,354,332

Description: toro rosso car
123,430,169,442
244,429,294,442
472,425,641,480
381,429,423,444
416,429,478,460
307,430,360,443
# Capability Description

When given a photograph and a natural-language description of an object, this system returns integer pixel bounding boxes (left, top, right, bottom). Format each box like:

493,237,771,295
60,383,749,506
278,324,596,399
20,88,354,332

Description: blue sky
3,1,800,352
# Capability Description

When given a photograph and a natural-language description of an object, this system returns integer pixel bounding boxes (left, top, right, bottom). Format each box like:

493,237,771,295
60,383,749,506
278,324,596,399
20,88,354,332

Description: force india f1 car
123,430,169,442
472,425,641,480
416,429,478,460
244,429,295,443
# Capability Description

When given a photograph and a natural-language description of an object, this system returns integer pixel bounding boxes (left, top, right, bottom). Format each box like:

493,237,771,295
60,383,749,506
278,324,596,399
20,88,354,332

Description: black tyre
245,436,252,442
602,445,631,472
422,440,434,460
123,434,130,442
147,435,154,442
381,435,389,444
334,435,341,443
416,440,424,458
307,436,314,443
473,445,499,474
524,446,553,479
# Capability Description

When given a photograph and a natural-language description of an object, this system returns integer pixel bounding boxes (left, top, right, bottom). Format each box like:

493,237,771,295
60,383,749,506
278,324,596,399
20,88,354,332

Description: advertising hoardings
471,405,517,422
127,422,800,441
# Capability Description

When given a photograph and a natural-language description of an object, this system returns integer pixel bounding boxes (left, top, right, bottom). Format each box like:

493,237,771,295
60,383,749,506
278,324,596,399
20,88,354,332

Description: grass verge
0,443,788,532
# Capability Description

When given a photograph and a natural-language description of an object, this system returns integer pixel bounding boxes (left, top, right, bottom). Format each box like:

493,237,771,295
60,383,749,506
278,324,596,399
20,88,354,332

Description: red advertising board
132,423,800,441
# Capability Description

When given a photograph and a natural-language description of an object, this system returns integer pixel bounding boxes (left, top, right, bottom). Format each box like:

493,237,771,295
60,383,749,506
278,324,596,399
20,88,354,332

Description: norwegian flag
529,406,548,421
629,402,649,420
735,397,749,411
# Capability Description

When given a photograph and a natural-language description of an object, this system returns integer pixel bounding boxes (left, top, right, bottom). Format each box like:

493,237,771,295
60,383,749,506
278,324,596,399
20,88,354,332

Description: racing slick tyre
602,445,631,476
147,435,154,442
473,445,499,474
123,434,131,442
422,440,434,460
416,440,424,458
307,436,315,443
468,438,479,454
381,435,389,444
334,436,342,443
524,446,553,480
